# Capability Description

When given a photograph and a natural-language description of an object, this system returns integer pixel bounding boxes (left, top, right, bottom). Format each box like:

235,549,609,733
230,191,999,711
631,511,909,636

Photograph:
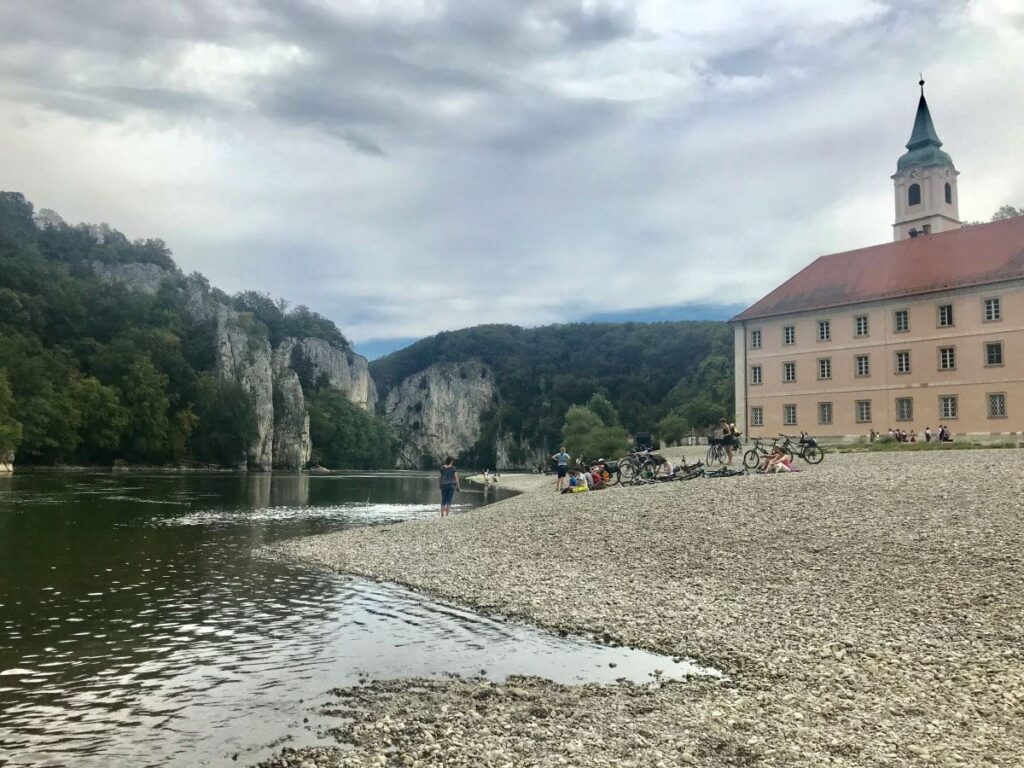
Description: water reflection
0,473,708,767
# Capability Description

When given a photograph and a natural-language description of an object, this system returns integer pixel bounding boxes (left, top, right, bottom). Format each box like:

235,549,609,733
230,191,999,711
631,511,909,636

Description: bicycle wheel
706,445,723,465
639,460,658,482
742,449,760,469
803,445,825,464
617,459,635,484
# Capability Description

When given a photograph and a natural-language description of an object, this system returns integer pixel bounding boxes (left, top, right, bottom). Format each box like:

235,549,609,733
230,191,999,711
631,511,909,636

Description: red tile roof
732,216,1024,322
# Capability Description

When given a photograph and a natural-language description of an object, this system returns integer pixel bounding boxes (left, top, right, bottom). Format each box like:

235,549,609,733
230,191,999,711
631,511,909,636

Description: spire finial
919,74,925,96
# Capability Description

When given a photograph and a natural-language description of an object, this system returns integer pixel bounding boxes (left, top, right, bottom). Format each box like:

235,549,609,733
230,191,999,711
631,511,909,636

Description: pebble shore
261,450,1023,767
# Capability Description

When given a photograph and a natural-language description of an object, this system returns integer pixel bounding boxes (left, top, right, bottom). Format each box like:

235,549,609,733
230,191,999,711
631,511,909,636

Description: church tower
892,80,960,241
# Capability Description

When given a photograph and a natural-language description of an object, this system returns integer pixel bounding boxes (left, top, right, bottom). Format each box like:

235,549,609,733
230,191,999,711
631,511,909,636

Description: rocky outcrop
495,434,547,471
383,361,497,468
216,309,275,470
0,450,13,474
271,347,312,471
276,338,378,411
90,261,177,294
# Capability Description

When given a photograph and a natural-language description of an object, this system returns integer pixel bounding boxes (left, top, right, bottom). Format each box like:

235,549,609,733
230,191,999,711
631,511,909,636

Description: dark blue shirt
439,466,457,487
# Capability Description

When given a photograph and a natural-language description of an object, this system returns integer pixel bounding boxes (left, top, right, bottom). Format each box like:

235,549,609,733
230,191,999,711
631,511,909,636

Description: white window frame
751,365,763,385
984,297,1001,322
895,350,911,374
818,320,831,341
896,397,913,422
783,325,795,345
750,406,764,427
939,346,956,370
783,404,797,426
854,315,869,337
985,341,1004,367
817,402,833,425
750,329,762,349
940,395,958,420
937,304,954,328
894,309,909,333
783,361,796,382
818,358,831,380
855,354,870,377
855,400,872,423
988,393,1007,419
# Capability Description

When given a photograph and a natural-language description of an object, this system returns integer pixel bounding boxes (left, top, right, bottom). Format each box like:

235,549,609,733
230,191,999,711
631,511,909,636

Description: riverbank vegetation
370,321,735,462
0,191,396,469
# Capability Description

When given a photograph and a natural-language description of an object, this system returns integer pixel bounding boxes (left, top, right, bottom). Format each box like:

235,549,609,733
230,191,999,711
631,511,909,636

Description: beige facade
734,281,1024,440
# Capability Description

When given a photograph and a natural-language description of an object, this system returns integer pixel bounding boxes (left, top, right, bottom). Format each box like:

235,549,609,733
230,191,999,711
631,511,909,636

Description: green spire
896,79,954,172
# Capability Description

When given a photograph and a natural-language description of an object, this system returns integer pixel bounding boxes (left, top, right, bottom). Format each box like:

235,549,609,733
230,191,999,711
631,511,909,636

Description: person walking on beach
439,456,460,517
552,447,570,491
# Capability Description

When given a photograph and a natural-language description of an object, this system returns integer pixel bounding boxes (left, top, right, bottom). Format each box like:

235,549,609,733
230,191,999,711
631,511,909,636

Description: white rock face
277,338,378,411
90,261,176,295
216,309,275,470
0,450,13,474
383,361,497,468
271,360,312,471
495,434,547,471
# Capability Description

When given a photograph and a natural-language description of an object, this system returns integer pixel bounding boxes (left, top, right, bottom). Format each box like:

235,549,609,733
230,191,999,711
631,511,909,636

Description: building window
855,354,870,377
945,182,952,204
818,402,833,425
750,406,764,427
818,320,831,341
750,329,762,349
984,297,1001,322
940,395,958,420
817,358,831,380
783,325,795,345
985,342,1003,366
783,361,796,382
855,400,872,423
938,304,954,327
896,397,913,422
783,404,797,426
939,346,956,370
854,315,869,337
895,350,911,374
908,183,921,206
751,365,762,385
988,393,1007,419
894,309,909,333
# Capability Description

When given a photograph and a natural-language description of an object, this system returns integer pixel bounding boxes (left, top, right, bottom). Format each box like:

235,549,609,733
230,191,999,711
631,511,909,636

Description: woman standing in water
439,456,460,517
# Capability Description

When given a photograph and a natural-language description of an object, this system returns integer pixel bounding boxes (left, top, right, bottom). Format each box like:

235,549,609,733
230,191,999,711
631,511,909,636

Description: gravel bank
263,450,1023,767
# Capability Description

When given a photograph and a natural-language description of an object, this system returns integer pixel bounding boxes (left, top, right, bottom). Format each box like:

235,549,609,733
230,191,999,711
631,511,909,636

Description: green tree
71,377,129,462
190,376,257,466
117,357,173,462
657,411,689,446
561,404,630,460
991,205,1023,221
308,390,398,469
586,392,620,426
0,369,22,453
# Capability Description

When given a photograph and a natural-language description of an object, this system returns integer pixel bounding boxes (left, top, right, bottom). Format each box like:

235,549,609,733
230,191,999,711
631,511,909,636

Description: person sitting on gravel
561,470,590,494
761,446,798,473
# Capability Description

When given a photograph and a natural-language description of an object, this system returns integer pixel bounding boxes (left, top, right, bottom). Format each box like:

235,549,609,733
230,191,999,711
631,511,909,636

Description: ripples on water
0,473,706,767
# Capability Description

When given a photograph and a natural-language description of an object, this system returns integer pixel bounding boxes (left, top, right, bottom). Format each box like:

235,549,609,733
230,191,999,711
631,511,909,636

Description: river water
0,472,706,767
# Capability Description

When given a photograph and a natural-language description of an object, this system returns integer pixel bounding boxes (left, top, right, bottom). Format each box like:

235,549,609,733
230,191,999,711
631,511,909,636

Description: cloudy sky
1,1,1022,357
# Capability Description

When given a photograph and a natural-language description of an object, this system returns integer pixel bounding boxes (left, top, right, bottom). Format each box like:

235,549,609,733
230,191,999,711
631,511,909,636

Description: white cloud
0,0,1021,348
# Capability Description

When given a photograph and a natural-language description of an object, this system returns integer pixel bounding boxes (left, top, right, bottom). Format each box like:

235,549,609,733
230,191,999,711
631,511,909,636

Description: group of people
551,447,615,493
871,425,953,444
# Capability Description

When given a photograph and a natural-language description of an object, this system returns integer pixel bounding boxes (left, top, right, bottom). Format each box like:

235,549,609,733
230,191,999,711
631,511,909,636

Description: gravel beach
262,450,1024,767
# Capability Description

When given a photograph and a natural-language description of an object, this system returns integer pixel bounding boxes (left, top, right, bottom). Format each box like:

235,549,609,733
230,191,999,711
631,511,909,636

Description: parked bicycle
705,434,736,466
742,436,790,469
616,449,663,485
778,433,825,464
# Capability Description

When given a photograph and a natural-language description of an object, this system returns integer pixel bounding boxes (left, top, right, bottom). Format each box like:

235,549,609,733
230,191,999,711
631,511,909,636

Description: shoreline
261,449,1023,767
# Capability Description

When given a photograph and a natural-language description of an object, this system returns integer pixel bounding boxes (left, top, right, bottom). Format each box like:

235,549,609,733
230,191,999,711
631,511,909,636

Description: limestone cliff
382,361,497,468
215,308,275,469
92,261,375,470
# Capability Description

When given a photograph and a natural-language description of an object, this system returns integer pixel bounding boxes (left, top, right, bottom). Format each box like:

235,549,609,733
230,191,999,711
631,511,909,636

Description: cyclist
718,418,739,464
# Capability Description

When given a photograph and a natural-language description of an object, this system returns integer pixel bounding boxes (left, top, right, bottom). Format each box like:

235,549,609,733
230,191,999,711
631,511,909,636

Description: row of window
907,181,952,206
749,297,1003,349
751,342,1004,384
749,393,1007,428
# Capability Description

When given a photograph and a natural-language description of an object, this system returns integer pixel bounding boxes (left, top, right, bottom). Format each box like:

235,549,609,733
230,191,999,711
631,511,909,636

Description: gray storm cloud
0,0,1021,348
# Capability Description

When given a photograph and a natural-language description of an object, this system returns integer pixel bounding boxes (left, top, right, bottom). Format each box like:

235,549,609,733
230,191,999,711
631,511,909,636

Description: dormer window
908,183,921,206
944,182,952,204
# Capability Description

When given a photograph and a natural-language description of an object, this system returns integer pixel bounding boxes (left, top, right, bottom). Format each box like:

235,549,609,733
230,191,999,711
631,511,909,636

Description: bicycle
705,435,737,466
742,436,790,469
615,449,650,484
778,433,826,464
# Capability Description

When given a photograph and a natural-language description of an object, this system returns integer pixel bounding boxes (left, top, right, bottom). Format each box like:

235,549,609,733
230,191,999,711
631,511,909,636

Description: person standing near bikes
718,418,739,465
552,446,570,491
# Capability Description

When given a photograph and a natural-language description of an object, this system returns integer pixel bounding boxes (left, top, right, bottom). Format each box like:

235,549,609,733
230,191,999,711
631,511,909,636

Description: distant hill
370,322,734,468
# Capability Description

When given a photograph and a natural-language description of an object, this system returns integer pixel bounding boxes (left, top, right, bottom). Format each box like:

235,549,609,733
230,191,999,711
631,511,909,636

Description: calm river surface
0,472,698,767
